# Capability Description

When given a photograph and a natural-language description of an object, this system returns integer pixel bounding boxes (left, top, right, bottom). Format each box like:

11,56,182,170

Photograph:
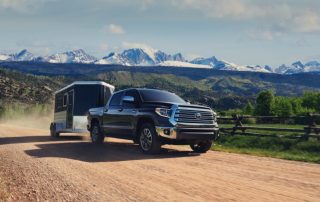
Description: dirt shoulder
0,123,320,201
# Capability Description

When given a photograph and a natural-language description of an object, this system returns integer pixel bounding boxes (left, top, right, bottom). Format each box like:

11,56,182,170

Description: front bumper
156,125,219,140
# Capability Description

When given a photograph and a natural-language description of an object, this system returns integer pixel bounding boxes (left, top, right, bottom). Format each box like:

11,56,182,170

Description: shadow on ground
0,134,199,162
0,135,85,145
24,141,199,162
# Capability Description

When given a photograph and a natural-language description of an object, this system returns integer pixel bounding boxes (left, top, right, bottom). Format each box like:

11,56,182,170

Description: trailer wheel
190,140,212,153
90,123,104,144
138,123,161,154
50,123,60,138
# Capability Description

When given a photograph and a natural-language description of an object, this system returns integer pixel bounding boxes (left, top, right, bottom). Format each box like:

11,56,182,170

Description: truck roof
115,88,171,93
54,81,115,94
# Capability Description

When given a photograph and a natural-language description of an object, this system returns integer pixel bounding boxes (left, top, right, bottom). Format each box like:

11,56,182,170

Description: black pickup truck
87,88,219,154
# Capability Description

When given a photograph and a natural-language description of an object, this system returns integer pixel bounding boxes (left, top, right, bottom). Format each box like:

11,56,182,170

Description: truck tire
50,123,60,138
138,123,161,154
90,122,104,144
190,140,213,153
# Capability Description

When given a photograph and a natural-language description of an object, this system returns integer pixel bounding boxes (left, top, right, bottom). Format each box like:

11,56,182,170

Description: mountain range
0,48,319,74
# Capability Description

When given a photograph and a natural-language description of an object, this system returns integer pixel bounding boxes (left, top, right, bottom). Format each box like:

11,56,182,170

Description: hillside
0,68,69,104
1,62,320,89
1,63,320,110
96,71,319,109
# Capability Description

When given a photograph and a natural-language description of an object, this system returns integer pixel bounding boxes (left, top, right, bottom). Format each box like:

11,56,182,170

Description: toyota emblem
195,112,202,119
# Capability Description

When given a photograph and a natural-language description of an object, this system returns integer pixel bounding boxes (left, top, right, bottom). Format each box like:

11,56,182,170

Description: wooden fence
218,114,320,140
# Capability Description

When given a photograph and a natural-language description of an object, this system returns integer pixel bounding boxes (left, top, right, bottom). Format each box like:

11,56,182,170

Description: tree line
222,91,320,117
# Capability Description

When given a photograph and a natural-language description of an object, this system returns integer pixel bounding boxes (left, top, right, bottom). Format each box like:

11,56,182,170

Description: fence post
231,114,243,136
304,113,316,141
309,114,320,141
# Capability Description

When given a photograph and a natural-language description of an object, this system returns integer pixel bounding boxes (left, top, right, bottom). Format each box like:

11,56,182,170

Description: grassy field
214,124,320,163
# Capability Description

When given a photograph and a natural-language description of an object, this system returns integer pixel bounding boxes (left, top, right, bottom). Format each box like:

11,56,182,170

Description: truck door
66,90,74,129
102,91,127,136
121,89,140,136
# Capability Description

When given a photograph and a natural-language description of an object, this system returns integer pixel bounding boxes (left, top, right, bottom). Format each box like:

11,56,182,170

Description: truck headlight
212,111,217,122
155,108,172,118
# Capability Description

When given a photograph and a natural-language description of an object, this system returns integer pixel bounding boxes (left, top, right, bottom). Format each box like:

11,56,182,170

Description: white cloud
248,30,283,41
171,0,261,19
107,24,125,35
171,0,320,34
0,0,55,13
293,11,320,33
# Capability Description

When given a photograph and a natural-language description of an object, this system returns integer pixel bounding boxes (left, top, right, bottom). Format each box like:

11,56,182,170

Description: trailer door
66,90,74,129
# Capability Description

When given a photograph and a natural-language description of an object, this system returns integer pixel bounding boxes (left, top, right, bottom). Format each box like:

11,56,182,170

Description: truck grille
174,108,214,124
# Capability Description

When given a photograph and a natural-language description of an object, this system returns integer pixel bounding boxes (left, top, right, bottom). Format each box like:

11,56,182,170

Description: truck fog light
163,129,170,135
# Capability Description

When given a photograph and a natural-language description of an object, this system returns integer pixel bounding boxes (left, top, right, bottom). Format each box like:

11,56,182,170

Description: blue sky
0,0,320,67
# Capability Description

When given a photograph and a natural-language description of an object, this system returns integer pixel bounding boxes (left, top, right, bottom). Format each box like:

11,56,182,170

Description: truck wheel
139,123,161,154
190,140,213,153
50,123,60,138
90,123,104,144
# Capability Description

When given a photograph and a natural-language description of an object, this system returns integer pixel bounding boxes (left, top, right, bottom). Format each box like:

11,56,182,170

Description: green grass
213,134,320,163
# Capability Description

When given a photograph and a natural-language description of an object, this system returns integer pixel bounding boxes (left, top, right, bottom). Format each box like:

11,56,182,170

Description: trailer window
63,94,68,106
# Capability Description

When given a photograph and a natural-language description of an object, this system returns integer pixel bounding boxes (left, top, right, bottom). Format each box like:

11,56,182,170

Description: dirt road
0,124,319,202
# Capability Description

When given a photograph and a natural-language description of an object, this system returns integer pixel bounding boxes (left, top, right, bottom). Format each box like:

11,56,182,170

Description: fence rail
218,114,320,140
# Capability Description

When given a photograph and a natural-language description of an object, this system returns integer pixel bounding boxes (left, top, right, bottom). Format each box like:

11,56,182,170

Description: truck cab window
109,92,123,106
123,90,140,108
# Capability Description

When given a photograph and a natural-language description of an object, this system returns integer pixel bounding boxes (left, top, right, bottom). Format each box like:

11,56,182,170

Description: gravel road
0,124,319,201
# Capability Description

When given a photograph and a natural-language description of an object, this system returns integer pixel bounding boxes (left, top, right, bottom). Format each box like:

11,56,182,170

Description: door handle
132,109,137,113
118,108,123,112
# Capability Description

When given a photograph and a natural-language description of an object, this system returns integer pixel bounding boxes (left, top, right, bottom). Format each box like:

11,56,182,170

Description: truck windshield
139,89,186,104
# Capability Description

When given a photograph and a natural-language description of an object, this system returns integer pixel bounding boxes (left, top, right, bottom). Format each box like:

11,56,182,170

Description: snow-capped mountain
158,61,211,68
172,53,185,62
1,48,320,75
0,54,10,61
275,60,320,74
191,56,220,67
96,52,130,65
96,48,184,66
96,48,272,72
245,65,273,73
13,49,36,61
44,49,97,64
0,49,37,62
0,49,96,64
190,56,271,73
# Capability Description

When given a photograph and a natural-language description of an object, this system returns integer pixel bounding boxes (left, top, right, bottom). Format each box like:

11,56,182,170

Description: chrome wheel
140,128,153,151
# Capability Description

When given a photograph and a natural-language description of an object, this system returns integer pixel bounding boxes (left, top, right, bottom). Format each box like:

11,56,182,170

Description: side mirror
123,96,135,103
